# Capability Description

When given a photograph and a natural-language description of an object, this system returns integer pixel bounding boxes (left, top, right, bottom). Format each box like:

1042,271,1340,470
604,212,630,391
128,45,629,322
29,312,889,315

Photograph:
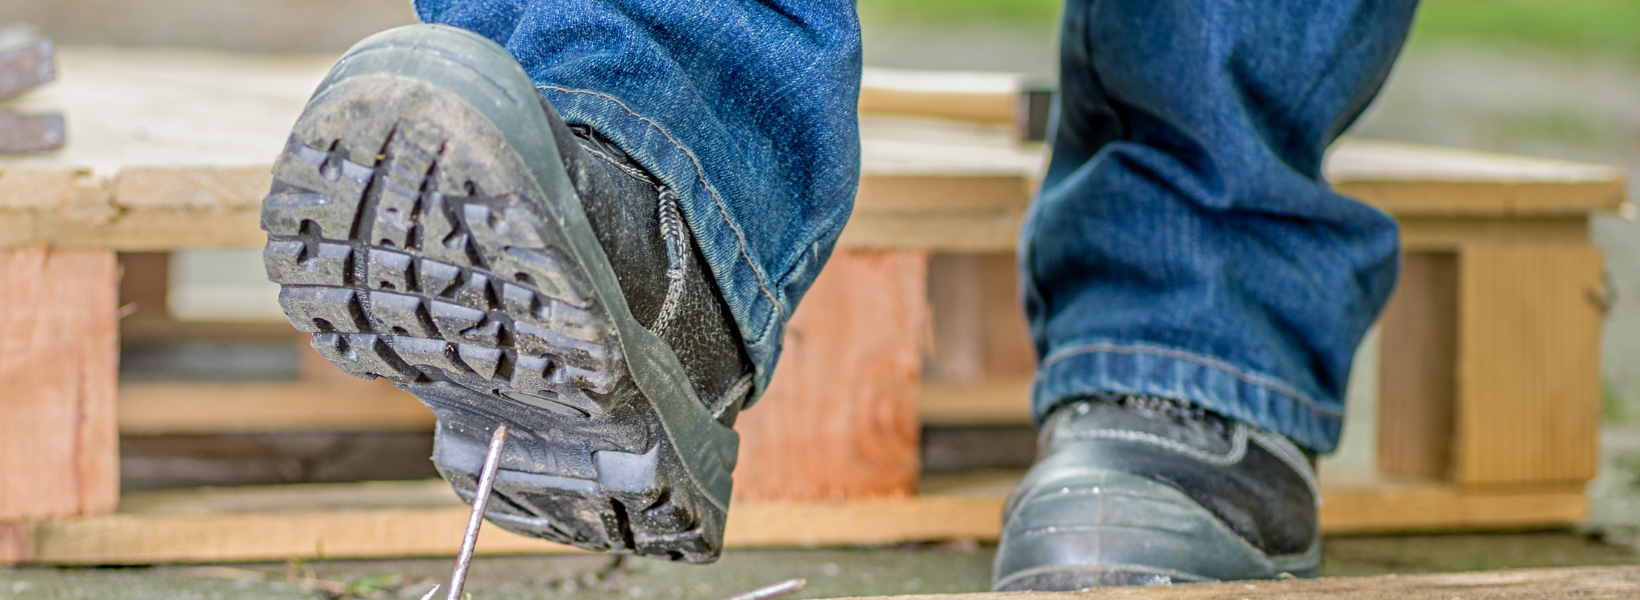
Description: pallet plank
0,245,119,519
2,50,1625,252
1456,245,1605,485
118,381,434,434
733,250,927,500
3,474,1589,565
116,376,1028,434
1376,252,1458,480
865,566,1640,600
919,379,1033,426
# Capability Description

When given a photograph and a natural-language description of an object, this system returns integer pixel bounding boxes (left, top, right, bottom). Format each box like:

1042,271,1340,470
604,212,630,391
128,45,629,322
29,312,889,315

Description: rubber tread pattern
261,71,723,561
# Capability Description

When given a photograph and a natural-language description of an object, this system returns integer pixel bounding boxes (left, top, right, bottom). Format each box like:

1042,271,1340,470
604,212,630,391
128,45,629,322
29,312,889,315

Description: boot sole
259,24,737,562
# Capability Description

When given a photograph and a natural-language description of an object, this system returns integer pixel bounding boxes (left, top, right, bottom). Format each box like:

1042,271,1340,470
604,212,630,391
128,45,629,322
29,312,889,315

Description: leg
995,0,1417,588
416,0,864,392
262,1,860,562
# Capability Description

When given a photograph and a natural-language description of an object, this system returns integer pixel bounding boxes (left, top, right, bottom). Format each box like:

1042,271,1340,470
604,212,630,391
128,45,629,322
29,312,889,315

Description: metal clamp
0,23,65,153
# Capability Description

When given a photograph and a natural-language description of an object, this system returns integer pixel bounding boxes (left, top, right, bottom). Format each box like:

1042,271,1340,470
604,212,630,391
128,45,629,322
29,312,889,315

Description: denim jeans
413,0,1416,452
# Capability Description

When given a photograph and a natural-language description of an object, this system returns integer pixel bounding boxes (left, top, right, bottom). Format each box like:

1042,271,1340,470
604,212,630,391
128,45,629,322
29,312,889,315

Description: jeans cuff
1032,342,1344,453
535,85,788,395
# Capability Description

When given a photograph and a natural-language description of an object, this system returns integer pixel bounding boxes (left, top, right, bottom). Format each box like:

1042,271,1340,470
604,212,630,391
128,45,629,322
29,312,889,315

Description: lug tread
263,128,620,402
260,73,724,562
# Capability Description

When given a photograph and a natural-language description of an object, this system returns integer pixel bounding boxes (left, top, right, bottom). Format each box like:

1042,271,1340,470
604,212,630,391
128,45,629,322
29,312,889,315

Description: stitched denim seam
1042,341,1339,419
1056,425,1249,466
536,85,790,341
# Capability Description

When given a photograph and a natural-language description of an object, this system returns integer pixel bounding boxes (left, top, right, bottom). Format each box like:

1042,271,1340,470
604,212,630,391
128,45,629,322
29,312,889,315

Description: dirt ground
2,532,1637,600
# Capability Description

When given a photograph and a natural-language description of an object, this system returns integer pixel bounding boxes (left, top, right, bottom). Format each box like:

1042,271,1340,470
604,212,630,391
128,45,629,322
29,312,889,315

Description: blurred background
862,0,1640,544
5,0,1640,593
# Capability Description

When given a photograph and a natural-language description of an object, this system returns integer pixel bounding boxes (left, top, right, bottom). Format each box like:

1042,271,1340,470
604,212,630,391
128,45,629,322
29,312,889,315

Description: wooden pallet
0,471,1588,565
0,48,1625,564
939,566,1640,599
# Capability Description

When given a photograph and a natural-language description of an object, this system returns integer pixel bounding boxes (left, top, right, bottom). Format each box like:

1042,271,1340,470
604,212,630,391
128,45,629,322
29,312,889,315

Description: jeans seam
536,85,791,341
1041,341,1339,419
1058,424,1250,466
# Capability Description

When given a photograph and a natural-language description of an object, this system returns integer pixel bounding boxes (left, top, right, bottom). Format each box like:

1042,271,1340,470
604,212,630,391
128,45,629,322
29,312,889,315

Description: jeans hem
1032,342,1344,452
535,85,788,393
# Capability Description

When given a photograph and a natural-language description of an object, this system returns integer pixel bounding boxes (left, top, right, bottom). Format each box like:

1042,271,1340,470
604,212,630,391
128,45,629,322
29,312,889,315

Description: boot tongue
538,102,755,426
1049,394,1238,456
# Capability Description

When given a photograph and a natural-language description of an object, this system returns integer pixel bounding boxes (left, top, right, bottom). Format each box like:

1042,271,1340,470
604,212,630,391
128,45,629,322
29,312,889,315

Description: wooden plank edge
920,378,1034,426
1319,483,1588,534
118,381,435,435
1,193,1622,253
15,485,1587,565
858,68,1023,125
0,521,29,565
118,375,1036,434
3,145,1628,252
20,496,1008,565
830,566,1640,599
1334,180,1627,216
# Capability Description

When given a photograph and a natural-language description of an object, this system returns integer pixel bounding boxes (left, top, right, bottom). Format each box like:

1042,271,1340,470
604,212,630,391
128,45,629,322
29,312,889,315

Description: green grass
858,0,1640,58
1412,0,1640,57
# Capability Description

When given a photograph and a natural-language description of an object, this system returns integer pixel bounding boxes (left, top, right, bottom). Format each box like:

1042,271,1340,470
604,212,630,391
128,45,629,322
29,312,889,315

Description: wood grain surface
1376,253,1459,481
0,245,119,519
850,566,1640,600
732,249,928,500
1455,245,1605,485
117,381,434,434
0,50,1624,252
0,472,1589,565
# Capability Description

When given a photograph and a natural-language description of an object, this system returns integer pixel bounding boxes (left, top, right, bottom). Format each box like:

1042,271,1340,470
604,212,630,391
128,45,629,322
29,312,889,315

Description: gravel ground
3,534,1637,600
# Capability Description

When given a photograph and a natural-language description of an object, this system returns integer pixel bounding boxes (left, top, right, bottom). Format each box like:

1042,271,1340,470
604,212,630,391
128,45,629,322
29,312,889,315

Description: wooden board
120,252,933,503
924,253,1036,382
733,249,927,500
0,50,1624,252
919,378,1034,426
1317,468,1587,534
0,472,1587,565
116,252,298,342
118,381,434,434
1397,215,1592,250
115,377,1024,434
1455,245,1605,485
926,254,987,381
13,478,1003,565
0,522,27,565
858,67,1022,125
1326,140,1627,216
0,245,120,520
873,566,1640,600
1376,252,1458,480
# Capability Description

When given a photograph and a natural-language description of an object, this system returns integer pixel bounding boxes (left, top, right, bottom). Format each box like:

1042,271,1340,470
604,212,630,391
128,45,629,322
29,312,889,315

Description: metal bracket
0,24,65,153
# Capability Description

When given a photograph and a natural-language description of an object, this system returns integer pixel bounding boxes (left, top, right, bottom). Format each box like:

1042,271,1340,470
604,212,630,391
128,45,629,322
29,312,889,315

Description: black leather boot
993,393,1321,590
261,24,753,563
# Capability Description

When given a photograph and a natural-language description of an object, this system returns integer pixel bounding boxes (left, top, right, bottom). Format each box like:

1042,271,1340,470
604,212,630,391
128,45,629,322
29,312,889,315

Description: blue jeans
413,0,1416,452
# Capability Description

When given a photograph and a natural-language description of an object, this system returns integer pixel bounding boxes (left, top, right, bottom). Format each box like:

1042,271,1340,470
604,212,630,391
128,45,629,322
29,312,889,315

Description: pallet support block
0,521,28,564
1456,244,1605,485
732,249,928,500
1378,252,1459,480
0,245,120,525
925,253,1034,383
